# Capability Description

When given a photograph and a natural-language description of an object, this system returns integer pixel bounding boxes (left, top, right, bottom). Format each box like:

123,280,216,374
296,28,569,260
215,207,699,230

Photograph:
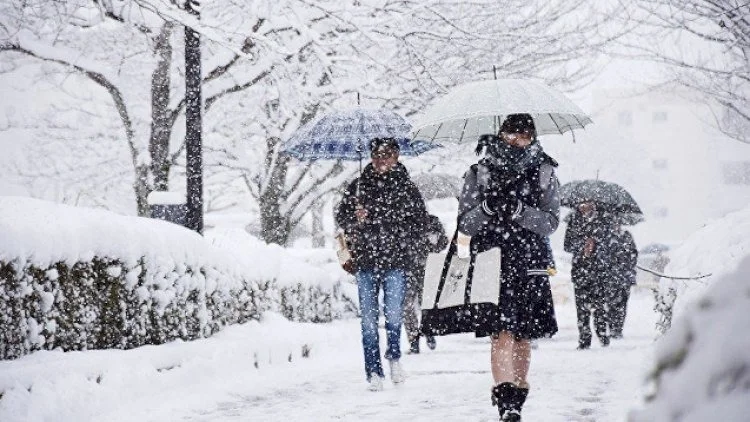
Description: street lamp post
184,0,203,234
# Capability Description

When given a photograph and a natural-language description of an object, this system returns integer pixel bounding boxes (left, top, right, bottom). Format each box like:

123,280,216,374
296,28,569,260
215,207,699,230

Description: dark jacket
413,214,449,267
458,153,560,275
454,149,560,339
563,212,637,286
335,162,428,271
609,230,638,286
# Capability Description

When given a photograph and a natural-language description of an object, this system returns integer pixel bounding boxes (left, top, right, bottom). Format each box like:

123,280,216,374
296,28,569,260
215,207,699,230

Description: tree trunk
134,164,151,217
259,137,292,245
149,22,174,192
260,199,292,245
311,201,326,248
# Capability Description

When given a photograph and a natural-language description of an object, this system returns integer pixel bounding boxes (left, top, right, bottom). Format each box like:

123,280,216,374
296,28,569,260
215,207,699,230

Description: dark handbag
420,231,502,336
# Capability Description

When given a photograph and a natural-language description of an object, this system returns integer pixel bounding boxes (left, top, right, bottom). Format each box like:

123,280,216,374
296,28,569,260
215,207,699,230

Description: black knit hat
369,137,400,152
500,113,536,136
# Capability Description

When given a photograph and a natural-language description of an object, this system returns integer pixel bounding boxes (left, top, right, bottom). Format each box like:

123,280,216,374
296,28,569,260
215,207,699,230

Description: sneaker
389,359,406,384
367,376,384,392
577,340,591,350
426,335,437,350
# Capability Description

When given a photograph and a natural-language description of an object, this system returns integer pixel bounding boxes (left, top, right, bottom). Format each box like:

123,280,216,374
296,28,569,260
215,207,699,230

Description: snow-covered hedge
0,198,357,360
205,232,358,323
630,255,750,421
653,206,750,333
0,256,266,360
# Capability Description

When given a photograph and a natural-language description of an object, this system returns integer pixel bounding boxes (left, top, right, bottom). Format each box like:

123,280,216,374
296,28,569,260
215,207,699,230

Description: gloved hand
483,190,522,218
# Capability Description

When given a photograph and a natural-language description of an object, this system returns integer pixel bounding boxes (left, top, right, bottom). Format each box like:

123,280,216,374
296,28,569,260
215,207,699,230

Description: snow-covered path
184,290,656,422
0,285,657,422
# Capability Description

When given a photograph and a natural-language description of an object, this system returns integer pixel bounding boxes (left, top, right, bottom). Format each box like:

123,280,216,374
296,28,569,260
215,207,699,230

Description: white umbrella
412,173,462,200
412,79,593,143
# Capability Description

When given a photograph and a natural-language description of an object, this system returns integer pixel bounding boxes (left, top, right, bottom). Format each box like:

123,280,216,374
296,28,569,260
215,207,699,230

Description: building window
652,158,668,170
618,110,632,127
652,111,668,123
721,161,750,185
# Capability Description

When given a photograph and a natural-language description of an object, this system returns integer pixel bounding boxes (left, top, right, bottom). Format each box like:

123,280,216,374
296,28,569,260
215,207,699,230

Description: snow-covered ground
0,275,658,422
2,200,747,421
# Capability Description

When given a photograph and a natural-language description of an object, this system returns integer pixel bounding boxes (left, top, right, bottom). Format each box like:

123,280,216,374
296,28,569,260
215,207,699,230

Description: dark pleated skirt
474,272,558,340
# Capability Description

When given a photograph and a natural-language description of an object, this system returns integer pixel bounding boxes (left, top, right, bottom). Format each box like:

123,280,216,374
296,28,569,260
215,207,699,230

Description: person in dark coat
335,137,428,391
403,214,449,354
563,202,619,349
607,226,638,338
456,114,560,421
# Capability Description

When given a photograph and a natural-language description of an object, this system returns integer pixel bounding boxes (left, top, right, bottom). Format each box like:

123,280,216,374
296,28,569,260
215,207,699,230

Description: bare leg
490,331,516,384
513,339,531,386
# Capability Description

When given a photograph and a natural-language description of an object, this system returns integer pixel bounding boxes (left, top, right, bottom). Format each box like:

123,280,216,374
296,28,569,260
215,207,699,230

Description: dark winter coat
563,212,637,287
456,150,560,339
412,214,449,268
609,230,638,287
459,153,560,274
564,211,613,286
335,162,428,272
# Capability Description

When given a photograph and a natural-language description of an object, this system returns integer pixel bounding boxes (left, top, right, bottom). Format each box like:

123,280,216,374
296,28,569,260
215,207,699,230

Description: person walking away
335,137,428,392
456,114,560,421
607,225,638,338
563,202,618,349
403,214,449,354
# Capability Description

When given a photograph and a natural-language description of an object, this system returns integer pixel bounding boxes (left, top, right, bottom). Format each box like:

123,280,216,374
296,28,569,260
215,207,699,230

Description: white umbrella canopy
412,79,593,143
412,173,463,200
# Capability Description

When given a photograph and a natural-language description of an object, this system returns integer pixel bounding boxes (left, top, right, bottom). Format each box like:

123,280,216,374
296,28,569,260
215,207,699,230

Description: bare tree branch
1,42,139,166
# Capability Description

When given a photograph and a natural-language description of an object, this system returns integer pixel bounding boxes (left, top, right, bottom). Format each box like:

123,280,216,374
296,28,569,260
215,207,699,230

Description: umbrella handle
356,141,363,199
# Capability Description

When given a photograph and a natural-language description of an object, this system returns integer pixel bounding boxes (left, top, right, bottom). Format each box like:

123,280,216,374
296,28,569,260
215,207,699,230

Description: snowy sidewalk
185,291,656,422
0,286,656,422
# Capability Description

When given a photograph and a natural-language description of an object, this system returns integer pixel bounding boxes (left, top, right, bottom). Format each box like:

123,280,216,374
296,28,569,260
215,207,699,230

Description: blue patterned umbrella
282,108,440,160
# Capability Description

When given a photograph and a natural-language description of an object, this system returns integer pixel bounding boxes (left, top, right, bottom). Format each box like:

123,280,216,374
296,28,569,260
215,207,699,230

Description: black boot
491,382,516,421
492,383,529,422
600,336,610,347
408,338,420,354
507,386,529,421
426,335,437,350
577,336,591,350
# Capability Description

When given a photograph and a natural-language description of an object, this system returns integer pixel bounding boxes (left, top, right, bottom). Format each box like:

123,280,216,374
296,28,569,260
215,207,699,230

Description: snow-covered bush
630,255,750,421
654,206,750,333
205,230,359,323
0,198,357,360
0,256,266,360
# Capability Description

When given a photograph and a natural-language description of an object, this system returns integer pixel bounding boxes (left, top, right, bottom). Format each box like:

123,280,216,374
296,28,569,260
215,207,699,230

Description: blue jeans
356,269,406,380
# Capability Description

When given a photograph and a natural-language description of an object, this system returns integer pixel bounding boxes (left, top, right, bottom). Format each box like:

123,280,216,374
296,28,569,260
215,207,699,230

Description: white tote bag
421,247,502,310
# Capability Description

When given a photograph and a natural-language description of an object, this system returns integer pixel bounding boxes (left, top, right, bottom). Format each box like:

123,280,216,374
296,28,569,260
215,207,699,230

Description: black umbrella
560,180,643,224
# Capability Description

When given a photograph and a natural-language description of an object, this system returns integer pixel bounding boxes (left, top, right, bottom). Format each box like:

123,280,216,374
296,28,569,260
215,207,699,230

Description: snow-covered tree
624,0,750,144
359,0,624,114
0,0,625,244
0,0,369,219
